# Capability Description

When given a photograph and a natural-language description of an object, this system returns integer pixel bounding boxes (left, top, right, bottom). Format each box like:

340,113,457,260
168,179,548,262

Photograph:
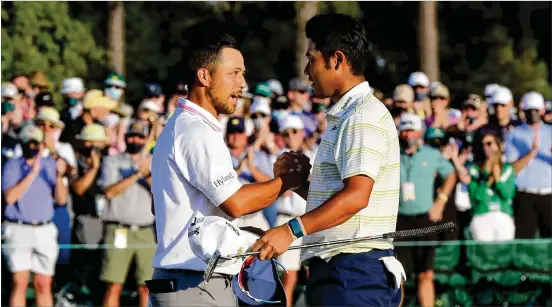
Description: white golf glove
379,256,407,289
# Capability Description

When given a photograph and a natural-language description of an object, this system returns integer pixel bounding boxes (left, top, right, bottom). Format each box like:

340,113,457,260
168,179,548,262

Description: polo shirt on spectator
100,153,155,226
301,81,400,261
150,98,244,274
505,123,552,193
2,156,58,222
398,145,454,215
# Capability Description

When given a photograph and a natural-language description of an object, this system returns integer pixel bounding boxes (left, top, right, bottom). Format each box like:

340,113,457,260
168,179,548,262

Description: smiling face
304,40,339,98
205,48,247,115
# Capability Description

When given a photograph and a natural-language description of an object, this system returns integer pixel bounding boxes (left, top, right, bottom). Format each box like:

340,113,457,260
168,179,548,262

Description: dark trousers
306,250,402,307
514,191,552,238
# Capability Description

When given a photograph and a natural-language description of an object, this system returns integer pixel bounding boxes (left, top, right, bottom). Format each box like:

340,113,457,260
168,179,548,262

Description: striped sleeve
334,114,388,181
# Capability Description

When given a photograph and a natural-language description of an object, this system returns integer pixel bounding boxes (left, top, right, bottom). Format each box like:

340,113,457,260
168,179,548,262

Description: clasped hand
273,151,311,189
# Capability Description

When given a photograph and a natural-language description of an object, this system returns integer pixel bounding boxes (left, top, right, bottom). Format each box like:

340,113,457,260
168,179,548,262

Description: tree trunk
108,1,125,75
295,2,319,80
419,1,439,81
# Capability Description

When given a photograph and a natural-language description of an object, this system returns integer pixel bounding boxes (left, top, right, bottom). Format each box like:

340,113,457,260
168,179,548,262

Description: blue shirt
2,156,57,222
505,123,552,191
291,110,318,134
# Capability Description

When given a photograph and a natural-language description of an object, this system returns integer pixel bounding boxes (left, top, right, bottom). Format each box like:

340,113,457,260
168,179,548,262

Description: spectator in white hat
249,96,281,155
267,79,284,100
505,91,552,239
408,71,432,119
479,86,521,139
60,77,86,122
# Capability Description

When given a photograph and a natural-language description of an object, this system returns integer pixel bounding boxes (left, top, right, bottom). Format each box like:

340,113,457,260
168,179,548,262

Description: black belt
103,221,153,230
161,268,232,279
6,219,52,226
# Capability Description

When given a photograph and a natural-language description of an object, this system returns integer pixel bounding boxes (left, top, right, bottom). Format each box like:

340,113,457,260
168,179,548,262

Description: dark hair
305,13,369,76
186,32,238,88
473,130,504,165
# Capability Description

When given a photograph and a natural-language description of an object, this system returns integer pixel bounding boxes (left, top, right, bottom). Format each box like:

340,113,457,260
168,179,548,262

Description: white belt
518,187,552,195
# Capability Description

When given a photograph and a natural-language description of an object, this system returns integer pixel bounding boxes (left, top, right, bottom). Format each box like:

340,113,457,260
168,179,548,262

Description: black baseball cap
35,92,55,107
145,82,163,97
226,116,245,134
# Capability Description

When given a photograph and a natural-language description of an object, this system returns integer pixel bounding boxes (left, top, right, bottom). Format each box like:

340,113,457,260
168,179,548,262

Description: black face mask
126,143,144,154
22,142,40,159
525,110,541,124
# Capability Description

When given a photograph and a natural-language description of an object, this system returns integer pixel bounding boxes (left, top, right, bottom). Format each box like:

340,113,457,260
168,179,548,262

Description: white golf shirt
151,98,244,274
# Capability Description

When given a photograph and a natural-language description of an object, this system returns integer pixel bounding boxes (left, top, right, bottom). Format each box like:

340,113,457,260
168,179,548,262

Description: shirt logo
341,97,352,111
330,125,338,131
213,172,234,188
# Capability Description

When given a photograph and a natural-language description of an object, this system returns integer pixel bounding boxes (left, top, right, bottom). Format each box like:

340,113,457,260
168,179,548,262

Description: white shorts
275,214,302,271
2,222,59,276
470,211,515,242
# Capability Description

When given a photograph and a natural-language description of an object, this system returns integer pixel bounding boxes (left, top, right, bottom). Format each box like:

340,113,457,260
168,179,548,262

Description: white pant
274,215,302,271
2,222,59,276
470,211,515,242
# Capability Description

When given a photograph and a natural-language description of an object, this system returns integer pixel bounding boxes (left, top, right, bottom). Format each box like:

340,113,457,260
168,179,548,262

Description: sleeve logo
213,172,235,188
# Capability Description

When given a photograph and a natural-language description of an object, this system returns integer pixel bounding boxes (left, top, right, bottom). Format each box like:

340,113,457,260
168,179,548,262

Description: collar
325,81,371,118
177,97,222,132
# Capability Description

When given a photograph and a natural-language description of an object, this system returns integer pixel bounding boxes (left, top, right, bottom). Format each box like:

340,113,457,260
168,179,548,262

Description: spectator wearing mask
100,120,155,307
33,107,76,168
407,71,432,120
287,77,318,134
393,84,416,115
483,83,501,116
104,72,126,102
249,96,280,155
69,124,110,303
505,91,552,239
479,86,521,140
60,77,86,122
2,124,68,307
272,115,310,306
136,99,161,152
452,94,488,146
225,116,273,229
145,82,165,114
456,131,516,242
395,114,456,307
426,83,459,130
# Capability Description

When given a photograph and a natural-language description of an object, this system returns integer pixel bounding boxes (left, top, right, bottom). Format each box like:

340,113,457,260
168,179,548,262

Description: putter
203,221,455,283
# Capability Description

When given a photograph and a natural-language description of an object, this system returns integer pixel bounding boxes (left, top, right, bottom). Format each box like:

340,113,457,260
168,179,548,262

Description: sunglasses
282,129,298,137
251,113,267,120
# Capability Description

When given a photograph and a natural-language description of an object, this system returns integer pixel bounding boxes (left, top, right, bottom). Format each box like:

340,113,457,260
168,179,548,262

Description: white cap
491,86,513,105
1,83,18,99
398,113,422,131
279,114,304,132
249,96,271,115
188,215,258,268
521,91,545,111
139,99,162,113
484,83,500,97
266,79,283,96
407,72,430,88
61,78,85,94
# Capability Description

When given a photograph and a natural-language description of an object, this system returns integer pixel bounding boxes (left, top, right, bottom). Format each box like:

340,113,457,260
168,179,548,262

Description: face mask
2,101,15,115
22,142,40,159
125,143,144,154
467,116,478,123
525,111,541,124
105,87,122,101
400,138,419,149
414,92,427,101
66,97,80,106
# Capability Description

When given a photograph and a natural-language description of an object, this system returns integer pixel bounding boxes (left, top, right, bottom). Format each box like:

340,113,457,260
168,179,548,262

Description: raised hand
273,151,311,178
56,158,68,178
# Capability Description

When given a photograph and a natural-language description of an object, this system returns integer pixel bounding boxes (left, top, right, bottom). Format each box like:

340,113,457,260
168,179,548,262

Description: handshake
272,151,312,191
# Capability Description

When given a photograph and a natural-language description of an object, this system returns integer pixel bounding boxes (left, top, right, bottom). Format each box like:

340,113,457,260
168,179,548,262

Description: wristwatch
287,218,305,239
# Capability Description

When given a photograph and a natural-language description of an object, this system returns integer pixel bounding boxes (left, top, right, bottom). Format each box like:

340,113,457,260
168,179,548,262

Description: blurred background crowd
1,1,551,307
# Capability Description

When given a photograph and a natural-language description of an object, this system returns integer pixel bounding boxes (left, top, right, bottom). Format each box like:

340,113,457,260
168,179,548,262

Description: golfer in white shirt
147,32,310,307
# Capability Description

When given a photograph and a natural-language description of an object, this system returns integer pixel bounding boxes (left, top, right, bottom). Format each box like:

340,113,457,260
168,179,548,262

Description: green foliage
467,24,552,101
319,1,362,18
1,2,106,109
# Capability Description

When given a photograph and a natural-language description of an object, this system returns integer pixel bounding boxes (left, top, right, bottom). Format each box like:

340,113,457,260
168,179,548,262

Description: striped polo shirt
301,81,400,261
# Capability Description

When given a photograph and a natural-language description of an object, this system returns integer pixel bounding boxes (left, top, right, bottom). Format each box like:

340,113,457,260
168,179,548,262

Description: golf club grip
382,222,456,240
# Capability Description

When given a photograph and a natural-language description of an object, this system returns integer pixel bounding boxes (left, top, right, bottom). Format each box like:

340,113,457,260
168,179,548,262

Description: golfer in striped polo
251,13,404,306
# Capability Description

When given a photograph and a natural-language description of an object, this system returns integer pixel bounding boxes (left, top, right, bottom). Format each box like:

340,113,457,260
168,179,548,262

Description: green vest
467,163,516,216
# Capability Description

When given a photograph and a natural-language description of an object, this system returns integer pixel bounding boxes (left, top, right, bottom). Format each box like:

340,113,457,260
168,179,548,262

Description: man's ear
334,51,345,70
197,68,211,87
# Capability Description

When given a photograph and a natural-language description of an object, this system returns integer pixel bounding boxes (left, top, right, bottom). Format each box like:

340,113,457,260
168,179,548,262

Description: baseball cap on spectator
490,86,513,105
393,84,414,102
484,83,500,99
30,71,50,89
84,95,118,111
279,114,304,132
463,94,483,109
35,106,65,129
232,255,287,305
289,77,310,92
424,127,447,148
104,72,126,88
407,72,430,88
76,124,108,142
35,92,55,108
398,113,422,131
545,100,552,114
255,83,272,98
139,99,162,114
2,83,19,99
126,120,149,138
226,116,246,134
61,78,85,94
266,79,284,96
19,124,44,143
249,96,271,116
429,83,450,99
521,91,545,111
146,82,163,97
